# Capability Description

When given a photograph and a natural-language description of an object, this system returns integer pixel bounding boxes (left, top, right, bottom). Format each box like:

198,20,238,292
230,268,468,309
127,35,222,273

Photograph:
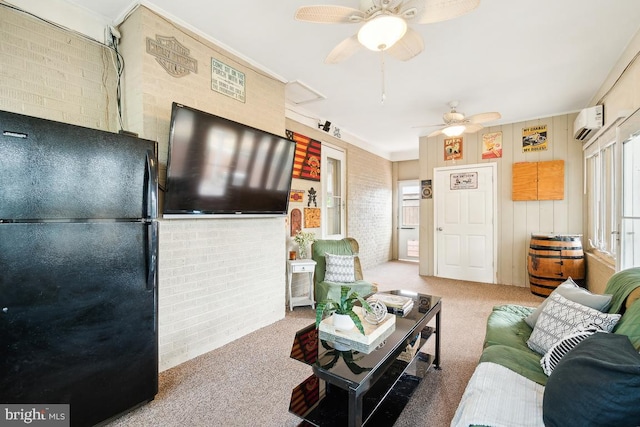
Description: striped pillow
540,324,604,376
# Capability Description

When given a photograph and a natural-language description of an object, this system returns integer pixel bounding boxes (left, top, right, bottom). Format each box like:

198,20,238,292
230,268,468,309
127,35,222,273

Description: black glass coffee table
289,290,441,427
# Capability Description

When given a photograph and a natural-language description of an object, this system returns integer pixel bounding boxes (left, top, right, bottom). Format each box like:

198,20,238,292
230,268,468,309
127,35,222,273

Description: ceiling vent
574,105,603,141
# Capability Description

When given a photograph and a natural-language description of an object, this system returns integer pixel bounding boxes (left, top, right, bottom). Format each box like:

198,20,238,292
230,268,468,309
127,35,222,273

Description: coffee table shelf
289,291,441,427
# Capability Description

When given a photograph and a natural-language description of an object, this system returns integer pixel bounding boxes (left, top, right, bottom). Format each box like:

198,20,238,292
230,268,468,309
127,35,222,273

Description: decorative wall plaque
211,58,246,102
450,172,478,190
146,35,197,78
444,137,463,160
304,208,321,228
287,131,321,182
482,131,503,159
522,125,548,152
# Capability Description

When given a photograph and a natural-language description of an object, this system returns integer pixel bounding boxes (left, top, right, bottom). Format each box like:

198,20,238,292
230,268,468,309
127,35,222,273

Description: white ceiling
51,1,640,159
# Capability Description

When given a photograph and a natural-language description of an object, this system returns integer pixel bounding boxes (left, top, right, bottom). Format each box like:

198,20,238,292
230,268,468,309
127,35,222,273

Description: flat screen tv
163,103,296,217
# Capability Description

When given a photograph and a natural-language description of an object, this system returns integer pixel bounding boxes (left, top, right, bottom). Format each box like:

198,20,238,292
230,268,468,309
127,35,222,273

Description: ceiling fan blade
325,35,362,64
295,5,365,23
416,0,480,24
412,123,445,128
385,28,424,61
463,123,484,133
467,112,501,124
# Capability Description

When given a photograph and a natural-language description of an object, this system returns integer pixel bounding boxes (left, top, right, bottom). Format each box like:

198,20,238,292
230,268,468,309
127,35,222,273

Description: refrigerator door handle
147,221,159,291
145,149,159,219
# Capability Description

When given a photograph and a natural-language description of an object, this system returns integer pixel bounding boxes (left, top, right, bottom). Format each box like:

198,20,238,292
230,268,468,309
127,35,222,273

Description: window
321,144,346,239
585,107,640,270
619,108,640,269
585,138,617,260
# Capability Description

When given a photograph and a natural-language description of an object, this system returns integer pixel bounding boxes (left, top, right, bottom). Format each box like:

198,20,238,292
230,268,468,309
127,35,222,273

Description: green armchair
311,237,378,302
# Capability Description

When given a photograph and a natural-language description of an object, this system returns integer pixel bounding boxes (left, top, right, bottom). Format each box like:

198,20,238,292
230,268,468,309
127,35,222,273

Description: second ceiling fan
419,101,501,137
295,0,480,64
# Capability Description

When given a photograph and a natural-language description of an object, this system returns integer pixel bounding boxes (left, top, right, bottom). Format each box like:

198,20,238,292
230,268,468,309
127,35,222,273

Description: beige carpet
106,261,543,427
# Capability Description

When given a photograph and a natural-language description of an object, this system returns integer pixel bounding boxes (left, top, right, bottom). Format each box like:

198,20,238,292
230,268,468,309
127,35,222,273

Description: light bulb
442,125,466,137
357,15,407,51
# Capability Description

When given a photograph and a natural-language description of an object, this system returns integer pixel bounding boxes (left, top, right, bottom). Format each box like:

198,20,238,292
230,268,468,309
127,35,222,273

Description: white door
398,180,420,261
321,144,346,239
434,164,496,283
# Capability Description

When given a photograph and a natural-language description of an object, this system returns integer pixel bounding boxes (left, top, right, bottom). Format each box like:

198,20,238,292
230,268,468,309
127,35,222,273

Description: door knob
437,227,443,231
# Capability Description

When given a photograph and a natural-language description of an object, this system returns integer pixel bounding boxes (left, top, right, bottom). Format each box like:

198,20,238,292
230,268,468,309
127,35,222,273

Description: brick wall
120,6,289,370
0,5,118,130
347,145,394,269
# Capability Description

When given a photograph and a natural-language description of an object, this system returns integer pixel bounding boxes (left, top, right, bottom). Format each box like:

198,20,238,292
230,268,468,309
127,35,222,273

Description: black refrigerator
0,110,159,426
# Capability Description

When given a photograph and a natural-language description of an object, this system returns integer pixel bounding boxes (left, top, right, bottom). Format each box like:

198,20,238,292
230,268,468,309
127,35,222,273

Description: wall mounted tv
163,103,296,218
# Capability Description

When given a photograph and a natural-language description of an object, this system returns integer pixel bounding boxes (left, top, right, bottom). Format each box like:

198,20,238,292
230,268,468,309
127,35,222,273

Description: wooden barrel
527,234,585,297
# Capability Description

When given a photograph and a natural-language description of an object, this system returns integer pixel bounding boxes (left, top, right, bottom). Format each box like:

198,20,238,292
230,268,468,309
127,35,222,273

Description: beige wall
419,113,582,287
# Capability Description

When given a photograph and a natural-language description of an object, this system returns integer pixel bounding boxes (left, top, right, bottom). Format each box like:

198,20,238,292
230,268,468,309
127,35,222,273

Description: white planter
333,313,355,332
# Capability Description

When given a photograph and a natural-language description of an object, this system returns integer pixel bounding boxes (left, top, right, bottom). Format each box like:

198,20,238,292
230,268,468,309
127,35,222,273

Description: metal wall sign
211,58,246,102
146,35,197,78
450,172,478,190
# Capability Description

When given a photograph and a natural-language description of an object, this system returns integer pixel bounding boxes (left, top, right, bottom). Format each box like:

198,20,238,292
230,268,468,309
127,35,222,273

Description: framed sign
444,137,463,160
482,131,503,159
450,172,478,190
211,58,246,102
522,125,548,152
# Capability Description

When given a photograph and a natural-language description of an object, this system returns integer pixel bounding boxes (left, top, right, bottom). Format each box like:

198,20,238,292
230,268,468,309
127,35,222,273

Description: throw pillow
524,278,612,328
527,292,621,355
324,253,356,283
540,324,604,376
543,333,640,427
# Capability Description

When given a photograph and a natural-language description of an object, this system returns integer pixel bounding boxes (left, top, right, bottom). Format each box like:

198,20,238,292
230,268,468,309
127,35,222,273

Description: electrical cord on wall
1,2,128,134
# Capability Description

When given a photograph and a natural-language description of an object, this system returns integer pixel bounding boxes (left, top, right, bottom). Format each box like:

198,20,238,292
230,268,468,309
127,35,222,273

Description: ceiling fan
420,101,501,137
295,0,480,64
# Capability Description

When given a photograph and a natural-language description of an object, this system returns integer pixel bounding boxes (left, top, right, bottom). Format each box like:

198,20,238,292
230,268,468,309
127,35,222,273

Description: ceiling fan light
442,125,466,137
357,15,407,51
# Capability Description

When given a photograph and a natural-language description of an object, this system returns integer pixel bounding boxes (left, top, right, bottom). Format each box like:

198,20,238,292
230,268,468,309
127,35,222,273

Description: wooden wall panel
538,160,565,200
512,162,538,200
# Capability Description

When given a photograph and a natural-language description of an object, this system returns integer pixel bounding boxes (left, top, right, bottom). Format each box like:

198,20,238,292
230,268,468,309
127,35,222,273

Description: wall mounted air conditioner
574,105,603,141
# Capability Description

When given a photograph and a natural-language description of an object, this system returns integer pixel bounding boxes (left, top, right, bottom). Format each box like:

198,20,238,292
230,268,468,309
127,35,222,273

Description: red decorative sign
288,131,321,181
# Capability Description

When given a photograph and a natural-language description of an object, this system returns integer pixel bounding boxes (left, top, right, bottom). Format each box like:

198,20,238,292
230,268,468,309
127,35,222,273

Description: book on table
368,293,414,313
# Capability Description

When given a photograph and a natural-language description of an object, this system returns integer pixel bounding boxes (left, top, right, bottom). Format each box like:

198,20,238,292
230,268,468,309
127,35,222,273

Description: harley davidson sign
146,35,197,78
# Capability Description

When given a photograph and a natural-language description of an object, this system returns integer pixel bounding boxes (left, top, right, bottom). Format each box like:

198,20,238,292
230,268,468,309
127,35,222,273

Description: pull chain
380,50,386,104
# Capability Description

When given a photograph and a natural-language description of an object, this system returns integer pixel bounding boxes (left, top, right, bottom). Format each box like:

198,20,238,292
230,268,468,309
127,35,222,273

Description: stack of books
368,293,414,316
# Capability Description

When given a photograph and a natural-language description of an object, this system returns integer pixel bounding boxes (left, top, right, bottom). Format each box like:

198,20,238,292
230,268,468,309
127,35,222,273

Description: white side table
287,259,317,311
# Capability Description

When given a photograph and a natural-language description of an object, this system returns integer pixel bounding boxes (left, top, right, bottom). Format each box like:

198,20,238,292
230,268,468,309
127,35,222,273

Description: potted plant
293,230,316,259
315,286,373,335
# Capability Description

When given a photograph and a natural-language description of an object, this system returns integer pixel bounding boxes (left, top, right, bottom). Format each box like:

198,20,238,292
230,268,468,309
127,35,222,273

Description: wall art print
289,190,305,203
304,208,321,228
522,125,548,152
444,137,463,160
286,131,321,181
482,131,503,159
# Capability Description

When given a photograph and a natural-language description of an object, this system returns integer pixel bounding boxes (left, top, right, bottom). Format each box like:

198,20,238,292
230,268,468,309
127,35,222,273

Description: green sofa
452,268,640,427
311,238,377,303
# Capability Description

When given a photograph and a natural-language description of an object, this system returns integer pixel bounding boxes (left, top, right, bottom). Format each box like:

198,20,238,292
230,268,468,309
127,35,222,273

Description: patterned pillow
524,278,612,328
527,292,621,355
324,253,356,283
540,324,604,376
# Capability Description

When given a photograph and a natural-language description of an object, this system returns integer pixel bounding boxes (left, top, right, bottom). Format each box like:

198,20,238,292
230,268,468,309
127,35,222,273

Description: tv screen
163,103,296,217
